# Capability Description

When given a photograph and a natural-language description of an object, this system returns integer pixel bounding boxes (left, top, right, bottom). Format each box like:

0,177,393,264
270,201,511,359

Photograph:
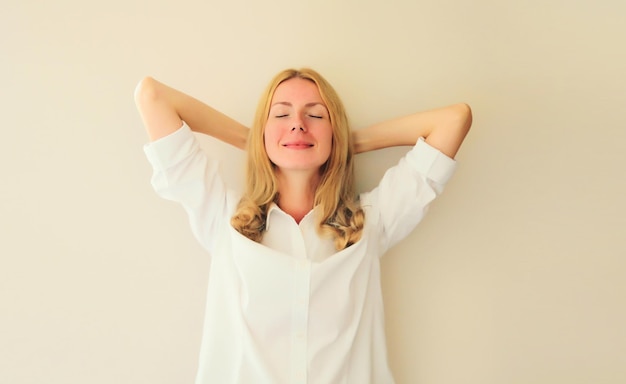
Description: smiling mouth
282,143,314,149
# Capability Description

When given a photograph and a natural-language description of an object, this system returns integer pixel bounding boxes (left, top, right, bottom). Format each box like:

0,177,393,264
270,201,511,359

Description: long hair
230,68,364,250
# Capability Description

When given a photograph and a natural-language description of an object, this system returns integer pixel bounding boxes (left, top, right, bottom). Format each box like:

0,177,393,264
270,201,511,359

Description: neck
275,169,320,224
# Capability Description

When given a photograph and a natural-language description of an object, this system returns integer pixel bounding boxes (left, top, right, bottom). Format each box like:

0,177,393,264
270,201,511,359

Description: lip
282,141,314,149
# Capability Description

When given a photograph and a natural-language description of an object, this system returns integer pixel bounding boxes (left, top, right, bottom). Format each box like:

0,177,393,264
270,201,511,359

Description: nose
291,115,306,132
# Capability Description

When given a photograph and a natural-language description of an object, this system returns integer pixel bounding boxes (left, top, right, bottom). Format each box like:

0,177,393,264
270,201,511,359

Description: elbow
446,103,472,158
134,76,159,106
451,103,472,140
456,103,473,133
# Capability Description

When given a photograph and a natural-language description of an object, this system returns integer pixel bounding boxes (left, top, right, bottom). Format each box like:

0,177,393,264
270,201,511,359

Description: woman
135,68,471,384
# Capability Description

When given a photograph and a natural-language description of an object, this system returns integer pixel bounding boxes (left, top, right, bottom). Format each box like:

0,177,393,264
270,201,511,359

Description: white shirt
144,124,456,384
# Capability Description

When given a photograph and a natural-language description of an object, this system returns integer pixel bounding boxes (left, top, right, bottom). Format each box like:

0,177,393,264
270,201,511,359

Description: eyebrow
270,101,327,108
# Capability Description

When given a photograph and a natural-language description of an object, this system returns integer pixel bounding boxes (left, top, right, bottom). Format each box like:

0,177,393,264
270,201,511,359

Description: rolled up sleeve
361,138,457,254
143,123,229,253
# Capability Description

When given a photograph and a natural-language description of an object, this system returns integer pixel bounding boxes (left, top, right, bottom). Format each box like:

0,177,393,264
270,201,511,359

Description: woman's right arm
134,76,249,148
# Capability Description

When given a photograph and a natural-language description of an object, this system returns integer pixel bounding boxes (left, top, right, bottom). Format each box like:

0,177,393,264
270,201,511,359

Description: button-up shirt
144,123,456,384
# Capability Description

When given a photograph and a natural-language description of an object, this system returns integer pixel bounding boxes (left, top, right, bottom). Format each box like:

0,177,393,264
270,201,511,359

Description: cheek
263,124,279,161
263,122,280,143
322,126,334,151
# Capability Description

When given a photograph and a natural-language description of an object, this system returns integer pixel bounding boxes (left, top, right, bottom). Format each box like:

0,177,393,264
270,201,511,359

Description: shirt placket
291,258,311,384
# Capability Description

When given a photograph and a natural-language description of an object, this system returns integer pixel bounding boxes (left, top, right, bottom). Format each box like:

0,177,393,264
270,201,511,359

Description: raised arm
134,76,249,148
352,103,472,159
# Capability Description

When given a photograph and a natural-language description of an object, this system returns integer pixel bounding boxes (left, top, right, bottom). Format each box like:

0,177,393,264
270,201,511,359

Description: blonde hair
230,68,364,250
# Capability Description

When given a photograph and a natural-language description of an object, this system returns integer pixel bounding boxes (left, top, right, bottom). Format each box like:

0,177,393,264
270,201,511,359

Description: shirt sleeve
360,137,457,254
143,123,230,253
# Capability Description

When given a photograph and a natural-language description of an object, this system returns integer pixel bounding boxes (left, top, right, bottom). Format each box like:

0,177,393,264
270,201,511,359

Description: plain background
1,0,625,383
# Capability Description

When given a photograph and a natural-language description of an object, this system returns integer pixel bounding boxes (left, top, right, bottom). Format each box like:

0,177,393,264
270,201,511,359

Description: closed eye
275,114,288,118
308,115,323,119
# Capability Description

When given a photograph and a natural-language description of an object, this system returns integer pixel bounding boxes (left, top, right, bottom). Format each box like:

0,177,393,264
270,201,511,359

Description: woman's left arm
352,103,472,159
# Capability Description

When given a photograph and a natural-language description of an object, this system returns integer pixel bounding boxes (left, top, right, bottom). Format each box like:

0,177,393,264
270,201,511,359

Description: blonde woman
135,68,471,384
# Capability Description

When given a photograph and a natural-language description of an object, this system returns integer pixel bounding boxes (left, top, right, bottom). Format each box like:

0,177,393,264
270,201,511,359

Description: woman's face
264,78,333,174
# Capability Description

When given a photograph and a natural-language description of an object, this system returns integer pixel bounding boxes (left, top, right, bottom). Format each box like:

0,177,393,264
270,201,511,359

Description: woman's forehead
271,78,325,106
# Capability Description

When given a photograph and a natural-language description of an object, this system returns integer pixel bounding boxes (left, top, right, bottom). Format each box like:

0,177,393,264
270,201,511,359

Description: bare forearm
134,77,249,149
353,103,472,158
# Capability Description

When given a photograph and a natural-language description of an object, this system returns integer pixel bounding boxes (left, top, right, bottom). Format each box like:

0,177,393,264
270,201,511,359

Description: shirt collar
265,203,281,231
265,203,316,231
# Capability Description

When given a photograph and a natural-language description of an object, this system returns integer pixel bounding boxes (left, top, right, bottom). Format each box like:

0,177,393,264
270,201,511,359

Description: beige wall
2,0,625,383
